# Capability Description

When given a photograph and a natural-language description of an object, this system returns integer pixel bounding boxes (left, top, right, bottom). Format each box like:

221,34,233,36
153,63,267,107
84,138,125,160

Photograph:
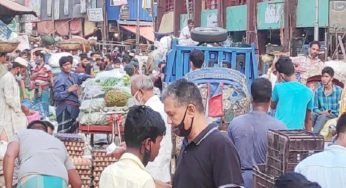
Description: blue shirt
313,85,342,117
228,111,286,188
272,81,313,129
53,72,89,117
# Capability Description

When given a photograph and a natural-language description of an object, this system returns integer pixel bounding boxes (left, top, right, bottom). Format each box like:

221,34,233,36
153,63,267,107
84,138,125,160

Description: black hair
79,53,89,61
162,79,205,113
124,105,166,148
0,52,7,57
189,49,204,69
59,56,72,67
275,172,321,188
27,120,48,132
321,66,334,77
113,58,121,64
124,63,135,76
309,41,321,49
336,112,346,136
187,19,194,24
34,51,44,58
275,56,295,76
104,54,111,61
251,78,272,103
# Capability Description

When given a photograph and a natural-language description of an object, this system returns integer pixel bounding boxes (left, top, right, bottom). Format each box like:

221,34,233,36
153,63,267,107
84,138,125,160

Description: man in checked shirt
312,66,342,134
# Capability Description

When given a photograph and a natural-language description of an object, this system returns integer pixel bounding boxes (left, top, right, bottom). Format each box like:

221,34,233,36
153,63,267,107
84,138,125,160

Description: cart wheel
191,27,228,43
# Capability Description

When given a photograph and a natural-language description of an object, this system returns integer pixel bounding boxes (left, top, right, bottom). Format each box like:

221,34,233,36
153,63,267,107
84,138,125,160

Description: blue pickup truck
164,39,259,88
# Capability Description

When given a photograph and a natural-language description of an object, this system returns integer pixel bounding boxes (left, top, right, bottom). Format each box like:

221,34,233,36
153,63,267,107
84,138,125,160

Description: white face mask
15,74,22,82
133,90,143,105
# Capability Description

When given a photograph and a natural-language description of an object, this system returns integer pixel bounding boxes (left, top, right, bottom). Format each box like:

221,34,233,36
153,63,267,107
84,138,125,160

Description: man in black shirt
162,79,243,188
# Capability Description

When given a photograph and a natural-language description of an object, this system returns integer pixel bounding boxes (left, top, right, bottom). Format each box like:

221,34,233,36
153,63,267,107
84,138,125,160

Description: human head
275,56,295,82
187,19,194,30
11,61,27,76
189,49,204,70
79,53,90,65
130,75,154,104
251,78,272,104
34,51,45,64
274,172,321,188
113,58,121,68
162,79,204,137
309,41,320,59
321,66,334,86
91,52,101,61
27,120,48,132
59,56,73,73
0,52,7,63
124,64,135,76
104,54,112,64
13,57,28,74
124,105,166,166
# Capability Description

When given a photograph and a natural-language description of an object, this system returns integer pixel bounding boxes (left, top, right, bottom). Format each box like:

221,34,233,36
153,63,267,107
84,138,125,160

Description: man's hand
67,84,79,93
319,110,330,115
107,142,126,159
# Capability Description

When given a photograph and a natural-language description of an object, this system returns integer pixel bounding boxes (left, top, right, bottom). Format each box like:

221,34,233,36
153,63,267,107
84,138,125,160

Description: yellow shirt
100,153,155,188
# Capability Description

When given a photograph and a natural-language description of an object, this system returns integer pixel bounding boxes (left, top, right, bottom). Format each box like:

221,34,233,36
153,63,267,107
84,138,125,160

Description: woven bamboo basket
0,41,19,53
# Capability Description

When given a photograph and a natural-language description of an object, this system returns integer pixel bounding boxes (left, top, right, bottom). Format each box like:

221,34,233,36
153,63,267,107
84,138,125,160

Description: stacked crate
253,130,324,188
71,158,92,188
92,149,118,188
55,133,92,187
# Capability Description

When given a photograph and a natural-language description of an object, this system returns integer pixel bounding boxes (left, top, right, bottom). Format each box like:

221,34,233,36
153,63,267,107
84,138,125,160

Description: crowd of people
0,39,345,188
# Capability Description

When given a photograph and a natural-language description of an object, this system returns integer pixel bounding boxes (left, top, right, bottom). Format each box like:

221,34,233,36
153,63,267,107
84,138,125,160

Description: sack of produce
79,112,108,125
80,98,105,113
104,89,131,107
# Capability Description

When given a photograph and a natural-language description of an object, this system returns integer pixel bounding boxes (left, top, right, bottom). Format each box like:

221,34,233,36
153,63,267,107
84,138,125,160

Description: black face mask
175,107,194,137
142,145,151,166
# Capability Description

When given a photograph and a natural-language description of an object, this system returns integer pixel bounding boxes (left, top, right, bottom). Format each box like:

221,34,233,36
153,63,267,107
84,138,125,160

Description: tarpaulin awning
120,25,154,42
0,0,37,17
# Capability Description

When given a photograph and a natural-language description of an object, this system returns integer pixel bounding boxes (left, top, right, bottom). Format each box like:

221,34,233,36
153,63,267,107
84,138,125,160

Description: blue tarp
106,0,157,21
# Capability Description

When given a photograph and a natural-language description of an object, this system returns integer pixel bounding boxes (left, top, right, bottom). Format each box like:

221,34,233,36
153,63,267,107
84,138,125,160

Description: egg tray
75,165,92,170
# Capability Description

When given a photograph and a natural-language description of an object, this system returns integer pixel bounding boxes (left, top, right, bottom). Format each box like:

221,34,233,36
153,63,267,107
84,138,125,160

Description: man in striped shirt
31,51,53,118
312,66,342,134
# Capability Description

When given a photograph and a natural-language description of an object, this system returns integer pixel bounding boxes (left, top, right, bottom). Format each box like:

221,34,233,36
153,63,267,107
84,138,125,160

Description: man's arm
313,90,321,114
3,142,19,188
305,110,312,131
68,169,82,188
53,78,70,101
271,85,279,110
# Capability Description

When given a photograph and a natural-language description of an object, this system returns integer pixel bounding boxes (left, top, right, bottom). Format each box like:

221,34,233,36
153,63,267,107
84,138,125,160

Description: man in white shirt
295,112,346,188
100,105,167,188
131,75,173,183
179,19,197,46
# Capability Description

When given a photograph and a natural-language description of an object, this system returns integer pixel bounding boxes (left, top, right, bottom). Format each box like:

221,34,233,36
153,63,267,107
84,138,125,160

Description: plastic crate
253,166,275,188
266,130,324,177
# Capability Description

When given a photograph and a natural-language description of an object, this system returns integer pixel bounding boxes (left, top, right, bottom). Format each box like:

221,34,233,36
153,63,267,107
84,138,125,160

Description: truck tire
191,27,228,43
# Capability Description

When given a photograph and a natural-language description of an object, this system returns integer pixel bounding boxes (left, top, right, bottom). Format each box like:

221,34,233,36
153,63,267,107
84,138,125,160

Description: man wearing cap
0,59,28,141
